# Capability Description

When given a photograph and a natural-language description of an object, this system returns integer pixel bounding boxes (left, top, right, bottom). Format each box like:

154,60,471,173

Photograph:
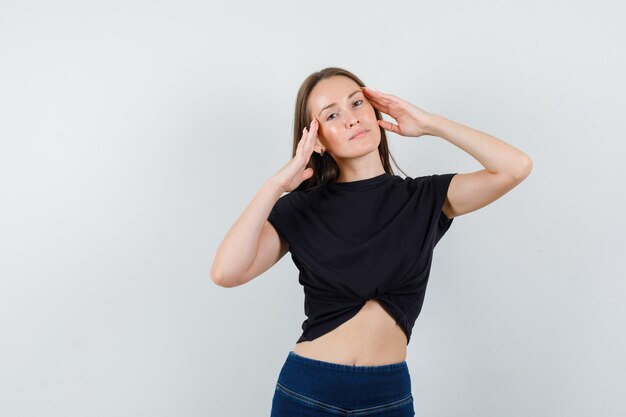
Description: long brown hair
292,67,407,192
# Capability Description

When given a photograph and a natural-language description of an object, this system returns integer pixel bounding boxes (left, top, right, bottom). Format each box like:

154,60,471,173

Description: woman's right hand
271,118,320,193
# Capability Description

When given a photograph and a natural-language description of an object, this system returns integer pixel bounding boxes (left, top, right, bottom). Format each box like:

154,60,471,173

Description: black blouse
267,172,457,345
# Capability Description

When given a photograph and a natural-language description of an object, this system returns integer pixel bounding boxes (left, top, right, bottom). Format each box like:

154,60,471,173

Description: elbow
211,269,226,287
210,264,242,288
512,155,533,181
211,263,232,288
210,264,222,286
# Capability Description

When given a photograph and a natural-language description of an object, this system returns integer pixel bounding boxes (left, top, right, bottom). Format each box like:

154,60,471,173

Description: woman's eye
326,100,364,121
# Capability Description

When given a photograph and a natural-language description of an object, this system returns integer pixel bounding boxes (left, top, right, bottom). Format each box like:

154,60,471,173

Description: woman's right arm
210,118,320,288
210,176,288,287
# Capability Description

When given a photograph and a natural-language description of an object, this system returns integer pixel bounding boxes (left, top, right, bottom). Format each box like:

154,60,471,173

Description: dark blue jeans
270,351,415,416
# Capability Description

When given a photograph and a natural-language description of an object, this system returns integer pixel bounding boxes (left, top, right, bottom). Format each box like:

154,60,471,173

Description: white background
1,1,624,416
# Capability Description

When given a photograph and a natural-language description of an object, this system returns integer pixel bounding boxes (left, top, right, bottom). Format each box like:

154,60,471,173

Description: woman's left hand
361,86,434,138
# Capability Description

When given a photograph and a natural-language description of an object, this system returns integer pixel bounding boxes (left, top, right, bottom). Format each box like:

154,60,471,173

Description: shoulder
408,172,456,183
407,173,457,191
271,188,315,214
280,188,312,204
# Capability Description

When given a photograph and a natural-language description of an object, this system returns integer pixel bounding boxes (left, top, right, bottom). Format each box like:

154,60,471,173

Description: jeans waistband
276,351,412,410
286,351,408,373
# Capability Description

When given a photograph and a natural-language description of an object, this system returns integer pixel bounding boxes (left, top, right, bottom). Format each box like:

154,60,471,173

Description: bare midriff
292,298,408,366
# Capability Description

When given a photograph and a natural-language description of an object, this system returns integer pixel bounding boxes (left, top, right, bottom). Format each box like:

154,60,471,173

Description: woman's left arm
425,114,533,219
361,86,533,220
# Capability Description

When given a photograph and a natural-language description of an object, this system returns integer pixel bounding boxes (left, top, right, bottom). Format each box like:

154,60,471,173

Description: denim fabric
270,351,415,416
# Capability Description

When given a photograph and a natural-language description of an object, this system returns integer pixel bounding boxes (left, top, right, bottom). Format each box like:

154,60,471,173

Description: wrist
264,176,287,195
424,113,446,136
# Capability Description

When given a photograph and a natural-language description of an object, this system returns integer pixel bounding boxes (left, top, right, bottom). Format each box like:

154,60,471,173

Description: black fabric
267,172,457,345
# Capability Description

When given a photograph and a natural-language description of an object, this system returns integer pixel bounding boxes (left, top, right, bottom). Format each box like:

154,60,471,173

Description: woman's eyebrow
318,90,362,117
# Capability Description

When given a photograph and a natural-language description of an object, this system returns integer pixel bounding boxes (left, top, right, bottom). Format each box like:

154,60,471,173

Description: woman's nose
344,110,359,126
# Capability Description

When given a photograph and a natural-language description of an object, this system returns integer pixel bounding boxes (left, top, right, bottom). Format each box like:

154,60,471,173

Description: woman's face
308,76,381,160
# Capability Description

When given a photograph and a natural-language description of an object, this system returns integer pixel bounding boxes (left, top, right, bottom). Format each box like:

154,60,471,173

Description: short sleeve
267,196,286,242
267,191,301,250
431,173,458,246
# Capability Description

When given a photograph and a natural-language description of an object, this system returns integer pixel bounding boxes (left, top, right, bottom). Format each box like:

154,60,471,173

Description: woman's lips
350,130,369,140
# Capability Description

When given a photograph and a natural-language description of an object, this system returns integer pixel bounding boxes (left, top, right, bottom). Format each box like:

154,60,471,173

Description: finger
296,124,315,161
363,93,392,113
301,120,318,159
301,167,314,181
362,86,392,99
365,94,383,106
368,99,391,115
298,127,310,154
361,86,379,95
295,126,308,155
378,119,399,134
363,87,398,106
371,93,396,108
306,119,320,156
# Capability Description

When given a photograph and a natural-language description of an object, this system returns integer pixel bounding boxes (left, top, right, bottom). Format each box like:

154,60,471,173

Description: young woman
211,67,532,416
